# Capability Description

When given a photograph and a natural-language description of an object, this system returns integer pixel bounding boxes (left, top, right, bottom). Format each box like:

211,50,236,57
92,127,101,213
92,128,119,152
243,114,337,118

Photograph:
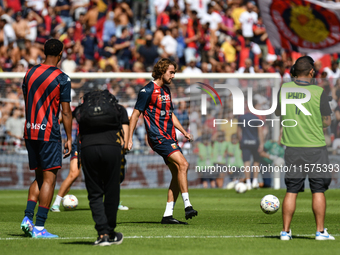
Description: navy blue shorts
150,139,182,165
25,139,62,171
241,144,261,163
70,139,79,160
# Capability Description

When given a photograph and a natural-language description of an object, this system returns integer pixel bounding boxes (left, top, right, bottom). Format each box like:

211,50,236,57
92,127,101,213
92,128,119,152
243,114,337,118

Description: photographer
77,90,129,246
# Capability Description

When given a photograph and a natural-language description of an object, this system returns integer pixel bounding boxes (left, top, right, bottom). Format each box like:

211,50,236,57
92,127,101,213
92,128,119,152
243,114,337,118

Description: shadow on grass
9,234,27,237
66,208,91,211
61,241,94,245
117,221,160,224
263,235,314,240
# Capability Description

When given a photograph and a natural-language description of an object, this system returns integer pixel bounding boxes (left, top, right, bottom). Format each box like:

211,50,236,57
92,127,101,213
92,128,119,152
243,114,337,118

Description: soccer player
21,39,73,238
275,56,335,241
128,58,198,224
237,101,264,190
50,138,81,212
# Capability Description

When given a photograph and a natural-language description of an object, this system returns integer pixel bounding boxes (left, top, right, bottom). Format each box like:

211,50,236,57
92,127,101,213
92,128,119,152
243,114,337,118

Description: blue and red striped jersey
135,81,176,144
22,64,71,142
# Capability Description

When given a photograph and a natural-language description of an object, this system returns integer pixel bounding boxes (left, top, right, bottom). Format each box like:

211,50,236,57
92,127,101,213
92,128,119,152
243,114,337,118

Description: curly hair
44,39,63,57
152,58,177,80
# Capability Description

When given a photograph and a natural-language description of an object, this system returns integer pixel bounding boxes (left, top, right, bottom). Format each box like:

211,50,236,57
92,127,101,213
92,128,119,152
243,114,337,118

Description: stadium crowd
1,0,340,187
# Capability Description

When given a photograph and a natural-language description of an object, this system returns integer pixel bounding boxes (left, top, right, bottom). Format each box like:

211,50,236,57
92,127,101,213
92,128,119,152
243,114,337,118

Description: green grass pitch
0,188,339,255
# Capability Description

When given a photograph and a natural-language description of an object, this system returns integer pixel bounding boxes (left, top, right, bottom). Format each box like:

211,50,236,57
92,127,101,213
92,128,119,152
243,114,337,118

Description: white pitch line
1,234,340,241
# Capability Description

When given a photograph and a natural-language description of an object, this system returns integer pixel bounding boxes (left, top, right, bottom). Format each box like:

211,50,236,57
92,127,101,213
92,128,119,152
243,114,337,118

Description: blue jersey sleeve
135,86,152,112
22,73,27,96
60,73,71,102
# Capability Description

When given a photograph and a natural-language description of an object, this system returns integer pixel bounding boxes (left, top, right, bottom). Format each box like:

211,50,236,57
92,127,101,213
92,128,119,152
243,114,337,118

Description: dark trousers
81,145,121,236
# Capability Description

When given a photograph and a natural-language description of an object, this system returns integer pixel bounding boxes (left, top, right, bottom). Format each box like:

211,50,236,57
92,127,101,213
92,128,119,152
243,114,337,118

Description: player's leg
21,168,43,237
312,192,326,232
242,147,252,190
167,151,197,220
282,192,298,232
32,140,62,238
161,161,187,224
102,145,123,244
309,174,334,240
21,140,40,237
250,145,261,189
32,168,59,238
51,158,80,212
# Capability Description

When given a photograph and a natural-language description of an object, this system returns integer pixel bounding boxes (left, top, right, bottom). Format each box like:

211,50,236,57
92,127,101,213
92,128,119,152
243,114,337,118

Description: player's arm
128,109,141,150
61,101,72,158
258,125,264,153
172,112,192,141
320,90,332,128
322,116,331,128
275,88,281,116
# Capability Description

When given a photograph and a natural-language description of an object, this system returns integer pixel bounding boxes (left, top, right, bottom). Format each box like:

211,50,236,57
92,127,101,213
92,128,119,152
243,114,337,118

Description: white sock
163,202,175,217
246,179,251,185
35,226,44,231
53,195,63,206
253,178,258,185
234,179,239,184
182,193,192,208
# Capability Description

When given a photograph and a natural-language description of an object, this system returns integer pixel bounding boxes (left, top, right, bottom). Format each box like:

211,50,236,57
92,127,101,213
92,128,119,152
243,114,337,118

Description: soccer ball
62,194,78,210
235,182,247,193
260,195,280,214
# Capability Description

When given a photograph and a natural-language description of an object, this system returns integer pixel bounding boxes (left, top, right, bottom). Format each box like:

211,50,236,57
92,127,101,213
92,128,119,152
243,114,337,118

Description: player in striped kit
128,58,197,224
20,39,73,238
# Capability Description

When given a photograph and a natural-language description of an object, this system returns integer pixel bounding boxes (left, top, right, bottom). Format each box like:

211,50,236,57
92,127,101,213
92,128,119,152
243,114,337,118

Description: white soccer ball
62,194,78,210
235,182,247,193
274,157,285,167
260,194,280,214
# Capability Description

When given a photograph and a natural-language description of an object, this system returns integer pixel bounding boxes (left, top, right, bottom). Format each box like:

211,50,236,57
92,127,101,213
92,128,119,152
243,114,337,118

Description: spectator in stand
80,27,98,71
47,6,66,35
113,2,133,38
25,10,43,43
0,16,16,50
137,33,159,72
160,28,178,61
62,48,77,73
238,58,255,73
323,60,340,86
174,101,189,129
35,24,50,50
252,15,268,62
184,10,201,64
239,0,257,45
70,0,89,21
102,11,116,44
55,0,72,33
183,57,202,75
115,26,132,70
221,36,237,64
84,2,98,34
74,12,85,42
156,6,171,29
5,106,25,150
132,0,147,33
12,12,29,52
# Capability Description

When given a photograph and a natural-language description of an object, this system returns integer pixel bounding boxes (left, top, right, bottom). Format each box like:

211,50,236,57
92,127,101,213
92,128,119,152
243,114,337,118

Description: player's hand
185,132,193,142
63,139,72,158
128,139,133,151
